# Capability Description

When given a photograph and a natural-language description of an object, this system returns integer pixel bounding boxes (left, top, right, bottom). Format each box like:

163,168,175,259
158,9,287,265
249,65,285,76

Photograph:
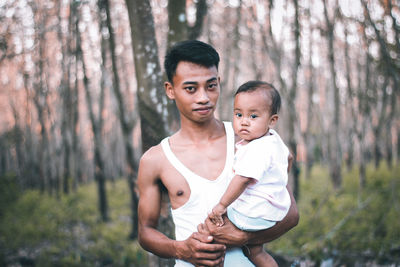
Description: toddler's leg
242,244,278,267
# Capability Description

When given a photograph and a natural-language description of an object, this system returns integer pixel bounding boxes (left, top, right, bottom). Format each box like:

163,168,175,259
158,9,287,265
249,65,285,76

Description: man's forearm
204,188,299,247
247,196,299,245
139,226,178,258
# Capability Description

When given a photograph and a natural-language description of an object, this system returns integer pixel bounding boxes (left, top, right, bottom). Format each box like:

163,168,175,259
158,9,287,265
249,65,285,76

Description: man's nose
196,88,210,103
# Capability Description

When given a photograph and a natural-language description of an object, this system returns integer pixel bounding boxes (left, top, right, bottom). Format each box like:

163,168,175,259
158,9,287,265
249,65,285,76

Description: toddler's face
233,89,273,142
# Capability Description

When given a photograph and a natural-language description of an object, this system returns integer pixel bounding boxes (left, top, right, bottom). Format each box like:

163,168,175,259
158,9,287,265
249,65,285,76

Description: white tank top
161,122,254,267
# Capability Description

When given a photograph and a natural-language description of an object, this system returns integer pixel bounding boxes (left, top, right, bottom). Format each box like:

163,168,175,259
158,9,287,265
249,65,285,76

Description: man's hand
175,231,226,266
199,215,248,247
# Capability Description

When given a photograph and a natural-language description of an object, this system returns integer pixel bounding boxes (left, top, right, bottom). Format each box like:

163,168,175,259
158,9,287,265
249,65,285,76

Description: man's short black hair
164,40,220,82
235,81,281,115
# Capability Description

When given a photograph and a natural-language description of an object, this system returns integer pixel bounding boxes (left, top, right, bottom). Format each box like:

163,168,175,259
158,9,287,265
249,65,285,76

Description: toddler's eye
235,113,242,118
250,114,258,119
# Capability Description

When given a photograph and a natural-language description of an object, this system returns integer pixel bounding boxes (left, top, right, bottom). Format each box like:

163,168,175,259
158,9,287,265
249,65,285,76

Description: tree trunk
167,0,187,46
72,39,82,189
246,7,262,80
343,23,355,170
77,3,109,222
58,0,74,195
323,0,342,188
218,7,234,120
286,0,301,200
125,0,173,265
187,0,208,40
10,104,25,186
385,89,396,168
32,8,50,193
125,0,167,153
101,0,140,238
361,0,399,168
303,8,315,179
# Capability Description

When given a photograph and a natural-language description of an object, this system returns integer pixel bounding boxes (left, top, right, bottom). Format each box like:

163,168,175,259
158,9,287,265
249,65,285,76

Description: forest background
0,0,399,266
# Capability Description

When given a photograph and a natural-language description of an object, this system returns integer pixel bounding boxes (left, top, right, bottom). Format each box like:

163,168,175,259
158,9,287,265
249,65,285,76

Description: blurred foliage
1,162,399,266
0,176,147,266
269,162,400,265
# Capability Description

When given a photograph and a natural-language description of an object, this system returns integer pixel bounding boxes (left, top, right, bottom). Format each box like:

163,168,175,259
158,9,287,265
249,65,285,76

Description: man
137,40,299,266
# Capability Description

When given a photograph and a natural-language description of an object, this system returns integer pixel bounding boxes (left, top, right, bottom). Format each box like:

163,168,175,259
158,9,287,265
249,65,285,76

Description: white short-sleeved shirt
230,129,291,221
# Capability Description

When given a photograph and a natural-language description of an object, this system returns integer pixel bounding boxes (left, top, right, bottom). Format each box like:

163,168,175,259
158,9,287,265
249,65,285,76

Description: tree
77,1,109,221
125,0,172,265
125,0,167,152
31,1,52,193
323,0,342,188
99,0,140,238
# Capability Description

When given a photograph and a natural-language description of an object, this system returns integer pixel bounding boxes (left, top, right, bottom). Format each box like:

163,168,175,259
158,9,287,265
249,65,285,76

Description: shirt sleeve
233,140,272,181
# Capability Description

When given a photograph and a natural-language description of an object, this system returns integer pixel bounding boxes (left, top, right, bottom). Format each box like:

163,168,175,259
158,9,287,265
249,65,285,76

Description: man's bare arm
138,147,226,266
138,149,176,257
202,184,299,246
245,184,299,245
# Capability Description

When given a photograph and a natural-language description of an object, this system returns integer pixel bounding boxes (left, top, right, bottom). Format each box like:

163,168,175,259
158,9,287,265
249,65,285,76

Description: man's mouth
193,106,212,114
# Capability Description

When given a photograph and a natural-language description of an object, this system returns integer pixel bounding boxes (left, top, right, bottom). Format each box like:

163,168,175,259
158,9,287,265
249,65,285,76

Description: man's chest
174,143,226,180
159,140,228,209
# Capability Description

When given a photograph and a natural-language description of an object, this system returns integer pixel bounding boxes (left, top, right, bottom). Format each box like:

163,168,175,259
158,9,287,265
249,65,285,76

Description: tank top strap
160,137,195,181
223,121,235,170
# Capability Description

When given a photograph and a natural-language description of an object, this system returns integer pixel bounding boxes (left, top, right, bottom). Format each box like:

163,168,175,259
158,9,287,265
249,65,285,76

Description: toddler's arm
209,175,255,226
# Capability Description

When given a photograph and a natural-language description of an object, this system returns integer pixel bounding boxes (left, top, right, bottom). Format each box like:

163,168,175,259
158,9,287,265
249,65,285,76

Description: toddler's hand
209,204,226,227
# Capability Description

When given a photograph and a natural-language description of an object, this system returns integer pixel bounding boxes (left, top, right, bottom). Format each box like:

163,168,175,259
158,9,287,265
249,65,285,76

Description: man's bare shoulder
139,143,165,170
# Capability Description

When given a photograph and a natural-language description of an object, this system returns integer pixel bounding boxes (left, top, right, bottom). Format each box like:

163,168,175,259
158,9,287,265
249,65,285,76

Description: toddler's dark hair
235,81,281,115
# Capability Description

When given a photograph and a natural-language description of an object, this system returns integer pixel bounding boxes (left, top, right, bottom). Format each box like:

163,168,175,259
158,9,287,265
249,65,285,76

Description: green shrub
0,179,147,266
268,162,400,263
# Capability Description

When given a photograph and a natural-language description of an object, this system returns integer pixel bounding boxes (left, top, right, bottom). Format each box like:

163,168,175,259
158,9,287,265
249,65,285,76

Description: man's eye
250,114,258,119
208,83,217,90
185,87,196,93
235,113,242,118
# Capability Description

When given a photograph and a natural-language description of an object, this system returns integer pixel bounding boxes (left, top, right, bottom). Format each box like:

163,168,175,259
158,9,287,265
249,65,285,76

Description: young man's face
165,61,220,123
233,89,278,141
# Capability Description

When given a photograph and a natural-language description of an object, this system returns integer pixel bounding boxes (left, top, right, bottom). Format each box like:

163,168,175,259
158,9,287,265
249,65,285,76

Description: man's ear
165,82,175,100
269,114,279,128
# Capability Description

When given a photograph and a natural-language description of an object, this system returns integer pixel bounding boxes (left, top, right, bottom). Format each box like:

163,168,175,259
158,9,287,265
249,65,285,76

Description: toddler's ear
268,114,279,128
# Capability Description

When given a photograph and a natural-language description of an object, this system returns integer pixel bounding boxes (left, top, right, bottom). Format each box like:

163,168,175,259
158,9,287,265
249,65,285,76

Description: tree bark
167,0,187,46
32,5,50,193
125,0,173,265
101,0,140,238
323,0,342,188
286,0,301,200
58,0,74,195
187,0,208,40
125,0,167,153
218,7,234,120
361,0,399,168
303,7,315,179
77,2,109,222
343,23,355,170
